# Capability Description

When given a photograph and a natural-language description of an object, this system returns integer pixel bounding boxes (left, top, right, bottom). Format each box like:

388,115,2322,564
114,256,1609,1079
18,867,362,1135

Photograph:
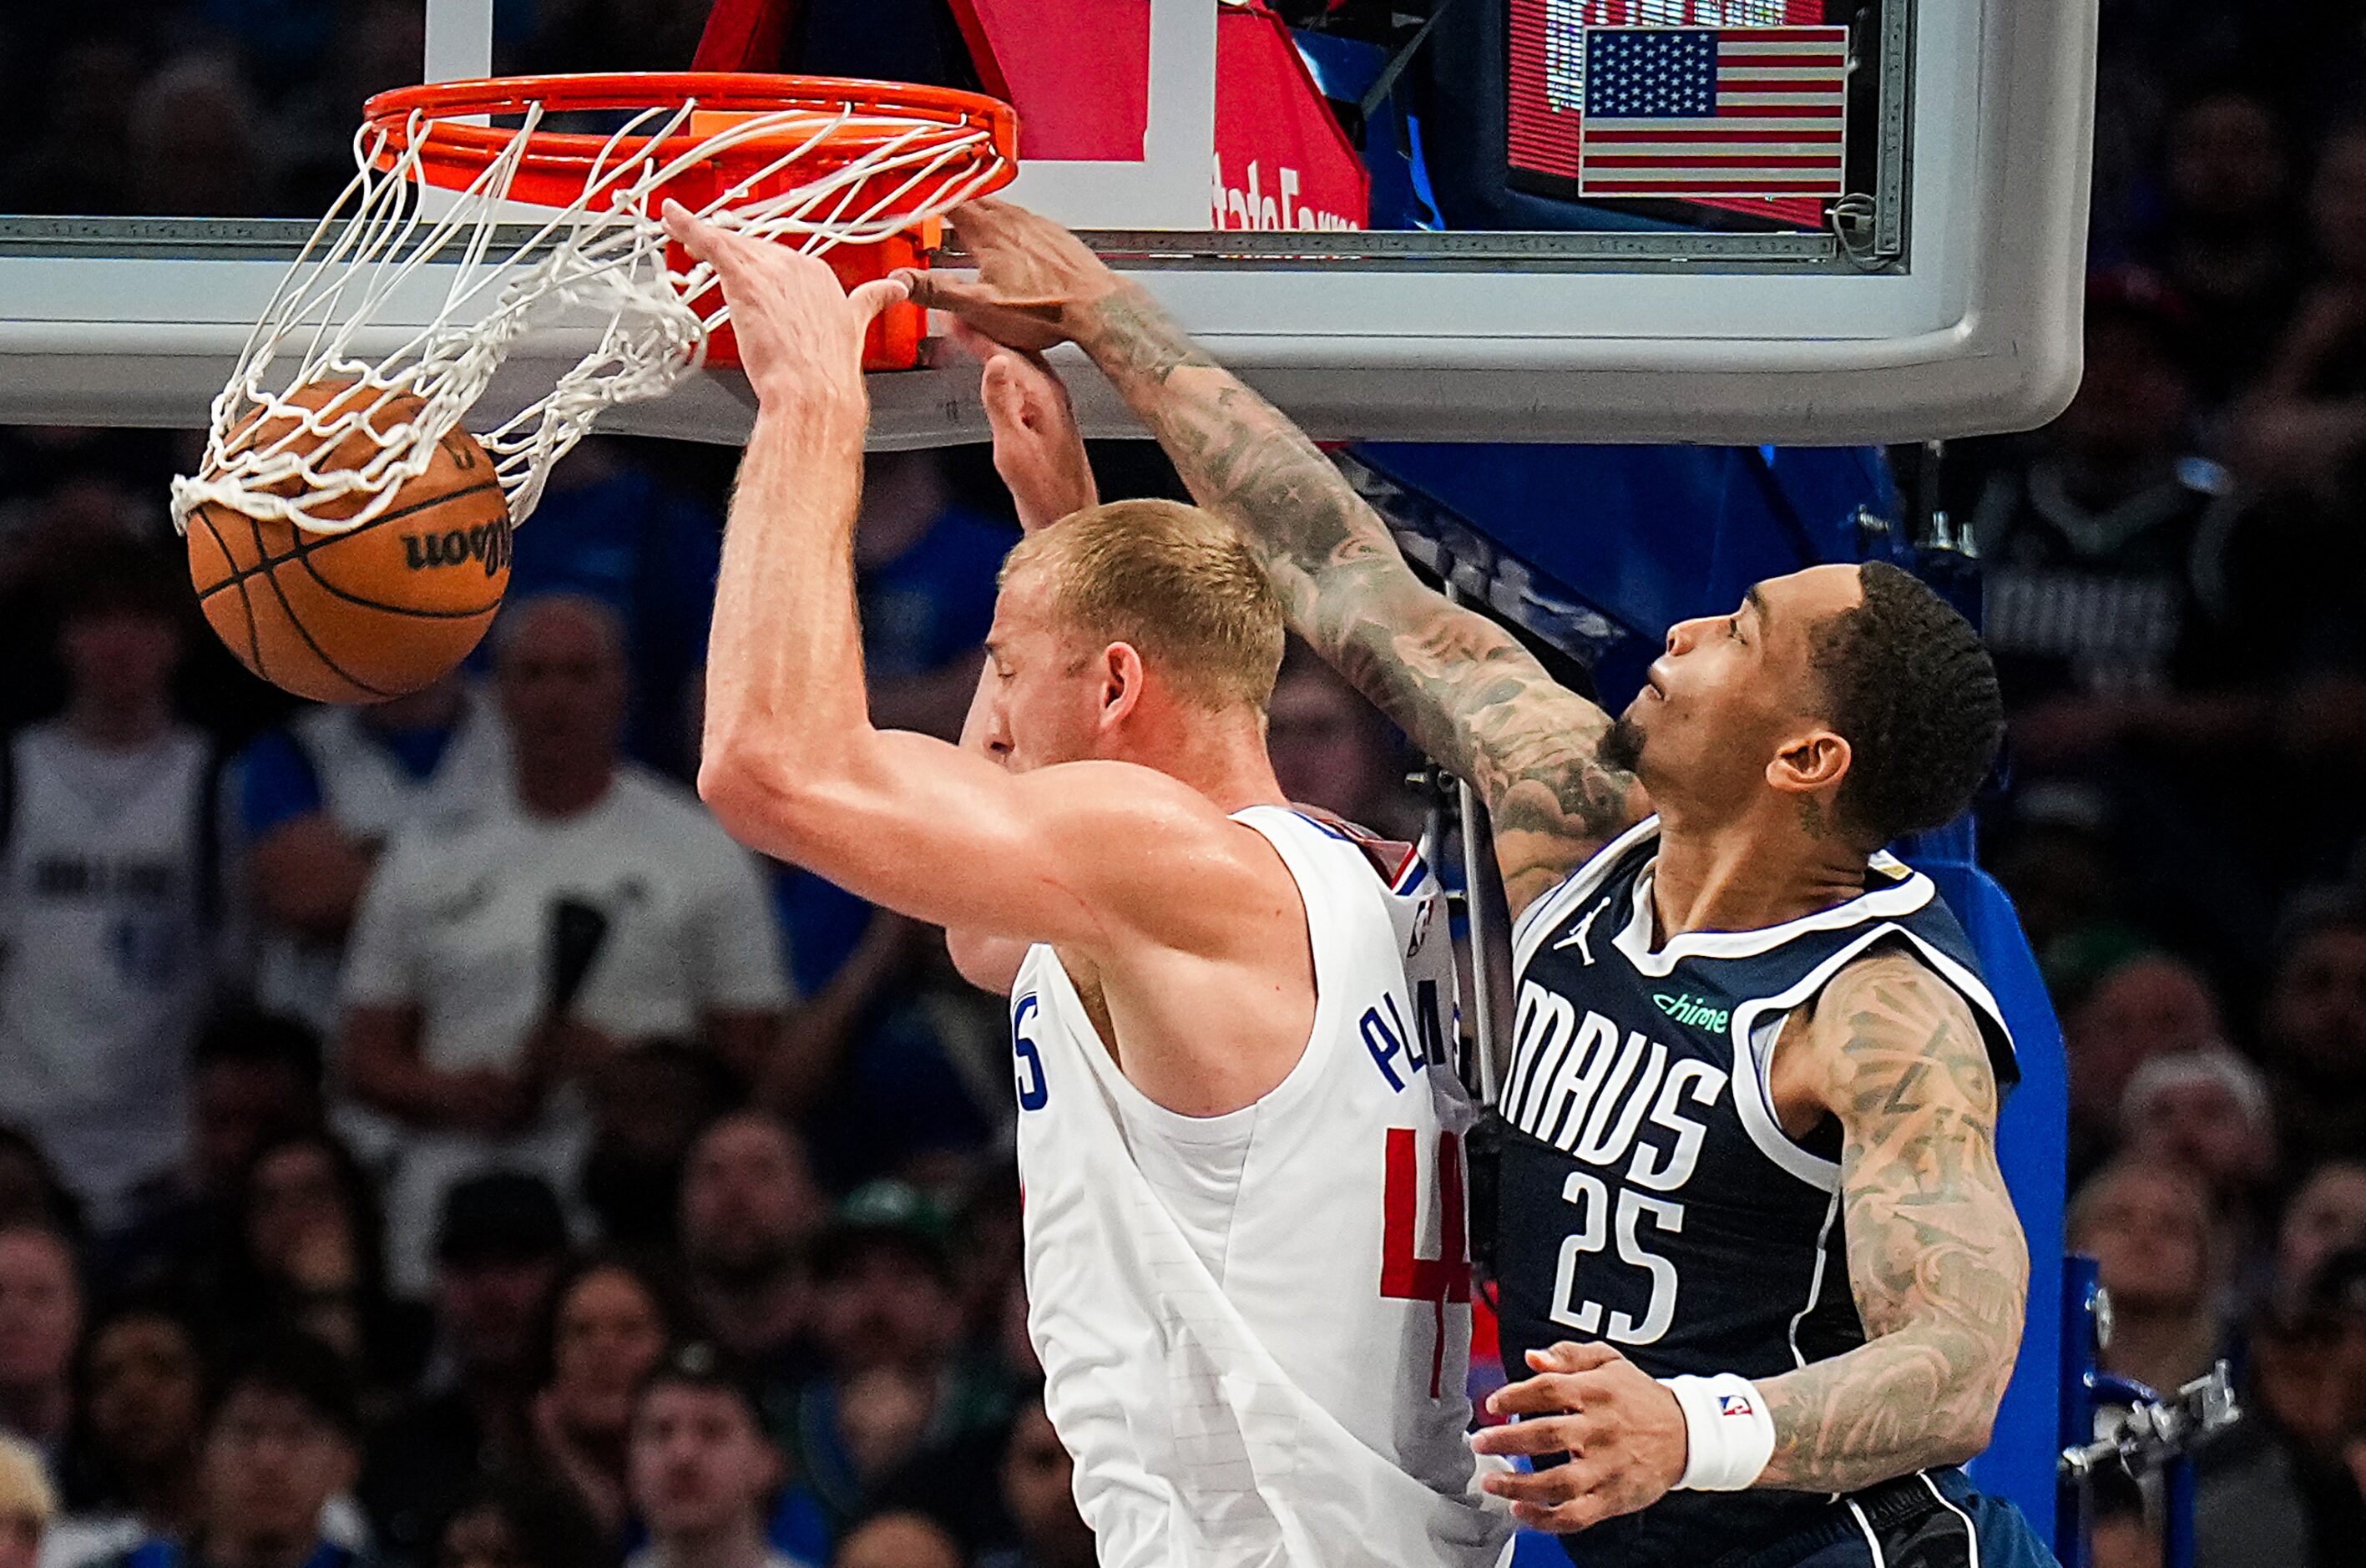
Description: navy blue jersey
1489,817,2017,1568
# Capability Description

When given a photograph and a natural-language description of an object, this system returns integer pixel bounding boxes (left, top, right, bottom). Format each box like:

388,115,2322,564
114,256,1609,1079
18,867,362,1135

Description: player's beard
1599,715,1646,775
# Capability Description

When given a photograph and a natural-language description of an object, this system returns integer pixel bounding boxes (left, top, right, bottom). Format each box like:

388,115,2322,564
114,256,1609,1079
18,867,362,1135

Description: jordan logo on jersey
1552,897,1610,964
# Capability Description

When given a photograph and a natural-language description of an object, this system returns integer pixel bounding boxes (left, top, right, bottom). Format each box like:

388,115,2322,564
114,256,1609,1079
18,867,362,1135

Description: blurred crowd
1945,5,2366,1565
3,3,2366,1568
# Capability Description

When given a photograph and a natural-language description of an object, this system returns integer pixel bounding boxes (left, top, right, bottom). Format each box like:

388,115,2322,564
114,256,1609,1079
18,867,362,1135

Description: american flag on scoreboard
1576,26,1848,200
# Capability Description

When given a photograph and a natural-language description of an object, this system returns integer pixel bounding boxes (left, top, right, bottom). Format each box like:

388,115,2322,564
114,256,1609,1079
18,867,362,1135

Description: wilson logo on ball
403,521,512,577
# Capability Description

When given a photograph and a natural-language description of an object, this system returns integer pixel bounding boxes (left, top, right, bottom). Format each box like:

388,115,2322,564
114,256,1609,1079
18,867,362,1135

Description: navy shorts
1544,1469,2062,1568
1718,1469,2060,1568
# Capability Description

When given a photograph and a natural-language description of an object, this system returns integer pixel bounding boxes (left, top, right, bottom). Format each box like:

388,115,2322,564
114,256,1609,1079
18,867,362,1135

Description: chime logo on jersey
1652,991,1730,1033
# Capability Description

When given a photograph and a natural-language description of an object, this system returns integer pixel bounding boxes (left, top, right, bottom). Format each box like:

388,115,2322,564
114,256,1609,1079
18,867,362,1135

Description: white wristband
1661,1373,1775,1491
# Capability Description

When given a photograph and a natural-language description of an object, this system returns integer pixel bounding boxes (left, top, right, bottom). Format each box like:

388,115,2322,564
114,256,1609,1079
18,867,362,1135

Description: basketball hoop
169,73,1018,536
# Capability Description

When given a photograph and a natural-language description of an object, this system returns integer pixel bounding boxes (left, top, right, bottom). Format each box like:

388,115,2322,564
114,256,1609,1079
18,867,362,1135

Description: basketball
184,382,511,704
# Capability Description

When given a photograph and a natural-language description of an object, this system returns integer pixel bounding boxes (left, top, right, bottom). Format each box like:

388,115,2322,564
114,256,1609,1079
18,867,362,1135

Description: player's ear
1097,641,1147,730
1767,726,1850,795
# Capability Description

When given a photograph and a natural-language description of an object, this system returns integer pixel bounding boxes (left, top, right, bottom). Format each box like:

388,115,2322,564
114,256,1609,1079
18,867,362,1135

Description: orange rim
361,72,1019,210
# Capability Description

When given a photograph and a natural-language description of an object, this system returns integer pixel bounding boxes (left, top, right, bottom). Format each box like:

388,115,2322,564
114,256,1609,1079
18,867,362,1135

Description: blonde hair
1000,500,1286,712
0,1434,53,1531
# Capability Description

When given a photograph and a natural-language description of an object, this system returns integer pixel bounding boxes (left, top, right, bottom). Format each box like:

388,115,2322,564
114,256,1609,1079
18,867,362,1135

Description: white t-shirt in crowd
341,763,789,1289
255,690,512,1035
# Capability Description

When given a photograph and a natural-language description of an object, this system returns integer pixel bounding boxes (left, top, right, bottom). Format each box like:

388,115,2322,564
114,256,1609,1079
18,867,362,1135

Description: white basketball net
169,90,1007,537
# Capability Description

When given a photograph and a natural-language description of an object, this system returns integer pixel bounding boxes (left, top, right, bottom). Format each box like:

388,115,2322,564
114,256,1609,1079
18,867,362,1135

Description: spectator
358,1176,569,1568
108,1012,326,1315
2242,1247,2366,1565
190,1014,327,1227
978,1397,1090,1568
1984,787,2142,1002
496,443,724,778
579,1044,737,1255
430,1477,616,1568
678,1113,823,1386
2062,952,2227,1177
2118,1048,2277,1209
828,1515,958,1568
2137,87,2304,407
123,55,267,220
1972,273,2262,729
851,452,1013,744
0,1434,51,1568
2234,118,2366,508
0,549,238,1234
338,594,788,1292
50,1301,208,1568
2258,889,2366,1170
0,1225,81,1464
754,913,1004,1195
1266,647,1421,842
0,1134,80,1247
240,672,509,1044
2277,1160,2366,1314
98,1336,365,1568
624,1344,812,1568
782,1186,994,1535
2069,1160,2230,1394
218,1133,425,1404
948,1181,1023,1373
528,1257,690,1538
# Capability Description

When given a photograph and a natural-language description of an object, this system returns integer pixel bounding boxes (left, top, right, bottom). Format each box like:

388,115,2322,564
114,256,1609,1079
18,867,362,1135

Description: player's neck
1649,807,1870,942
1121,707,1287,816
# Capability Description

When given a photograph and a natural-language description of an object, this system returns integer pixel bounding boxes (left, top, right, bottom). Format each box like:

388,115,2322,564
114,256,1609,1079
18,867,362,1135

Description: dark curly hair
1807,561,2002,847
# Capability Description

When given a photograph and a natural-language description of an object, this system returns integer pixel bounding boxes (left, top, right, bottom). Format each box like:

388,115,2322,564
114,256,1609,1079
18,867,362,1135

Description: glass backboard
0,0,2098,446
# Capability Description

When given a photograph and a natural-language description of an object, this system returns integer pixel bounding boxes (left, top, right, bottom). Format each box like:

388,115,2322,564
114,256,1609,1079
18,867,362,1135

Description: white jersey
1014,805,1510,1568
0,724,228,1227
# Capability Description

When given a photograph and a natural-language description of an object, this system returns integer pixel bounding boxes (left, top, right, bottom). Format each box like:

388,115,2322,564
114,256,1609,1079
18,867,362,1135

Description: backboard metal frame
0,0,2096,446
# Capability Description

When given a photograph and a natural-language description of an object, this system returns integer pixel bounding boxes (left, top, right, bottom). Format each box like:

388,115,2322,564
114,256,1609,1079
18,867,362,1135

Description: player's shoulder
1801,940,1994,1090
1029,758,1250,845
1819,941,1954,1004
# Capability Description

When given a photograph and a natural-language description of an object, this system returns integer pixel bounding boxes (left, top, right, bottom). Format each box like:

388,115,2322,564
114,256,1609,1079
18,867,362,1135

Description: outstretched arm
957,322,1100,534
902,202,1642,915
672,205,1258,961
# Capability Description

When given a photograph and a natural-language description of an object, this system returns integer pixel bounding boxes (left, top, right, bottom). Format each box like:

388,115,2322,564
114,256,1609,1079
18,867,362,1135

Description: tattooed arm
1755,949,2028,1488
1468,950,2025,1529
901,200,1642,914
